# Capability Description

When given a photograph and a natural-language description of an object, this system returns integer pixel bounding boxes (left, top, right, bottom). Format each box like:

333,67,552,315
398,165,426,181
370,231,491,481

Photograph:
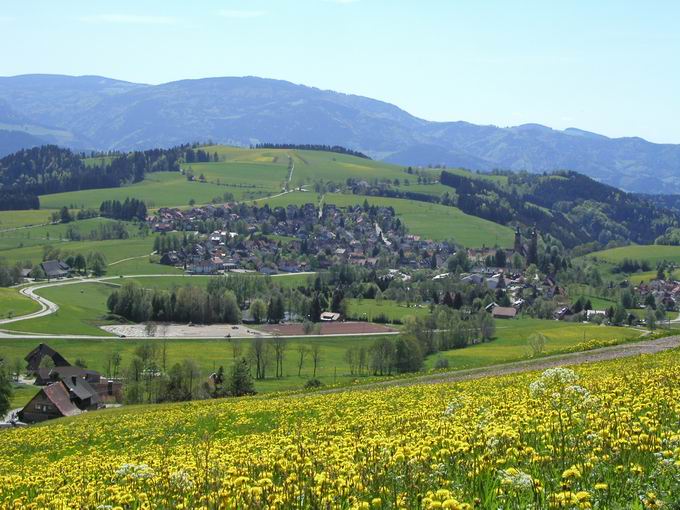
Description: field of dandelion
0,348,678,508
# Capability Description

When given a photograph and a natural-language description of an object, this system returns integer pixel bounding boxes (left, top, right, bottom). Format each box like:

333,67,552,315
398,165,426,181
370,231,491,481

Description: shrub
304,378,323,389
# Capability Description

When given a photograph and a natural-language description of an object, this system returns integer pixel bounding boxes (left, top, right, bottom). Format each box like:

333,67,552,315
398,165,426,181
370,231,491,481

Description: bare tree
249,338,272,380
311,343,322,378
296,344,309,376
232,339,243,360
345,348,358,376
272,336,288,378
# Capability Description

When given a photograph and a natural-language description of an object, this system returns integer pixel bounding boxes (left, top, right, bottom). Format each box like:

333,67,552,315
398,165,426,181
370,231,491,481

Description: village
149,202,457,274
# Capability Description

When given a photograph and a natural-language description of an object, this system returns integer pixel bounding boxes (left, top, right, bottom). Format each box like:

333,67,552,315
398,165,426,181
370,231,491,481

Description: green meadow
38,172,233,210
0,334,393,397
346,298,431,322
1,273,314,336
1,282,117,336
0,287,40,319
0,236,155,267
587,245,680,266
0,217,137,252
0,210,54,231
427,317,642,371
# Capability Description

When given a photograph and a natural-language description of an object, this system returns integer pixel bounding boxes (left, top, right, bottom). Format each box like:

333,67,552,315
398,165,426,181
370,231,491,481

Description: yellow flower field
0,350,678,509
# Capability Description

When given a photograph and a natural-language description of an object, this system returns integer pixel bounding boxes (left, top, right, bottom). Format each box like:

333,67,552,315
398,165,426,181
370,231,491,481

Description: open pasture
0,287,40,319
0,210,55,231
38,172,233,210
587,244,680,266
428,317,642,370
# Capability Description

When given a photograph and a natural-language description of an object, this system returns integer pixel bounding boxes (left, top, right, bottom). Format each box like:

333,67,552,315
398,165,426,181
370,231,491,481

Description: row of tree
252,143,370,159
100,198,147,221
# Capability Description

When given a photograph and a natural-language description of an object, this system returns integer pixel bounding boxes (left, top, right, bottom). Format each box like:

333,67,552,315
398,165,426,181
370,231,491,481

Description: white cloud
218,9,267,19
79,14,177,25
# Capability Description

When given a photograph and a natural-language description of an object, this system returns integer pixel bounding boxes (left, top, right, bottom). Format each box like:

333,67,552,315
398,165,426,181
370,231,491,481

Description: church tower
514,226,522,254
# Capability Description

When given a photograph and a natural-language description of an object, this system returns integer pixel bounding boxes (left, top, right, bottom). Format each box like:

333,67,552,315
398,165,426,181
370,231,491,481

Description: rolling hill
1,74,679,193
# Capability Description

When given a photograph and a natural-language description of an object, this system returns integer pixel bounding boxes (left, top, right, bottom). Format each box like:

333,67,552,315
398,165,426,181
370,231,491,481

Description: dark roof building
40,260,71,280
24,344,71,373
34,366,102,386
18,382,82,423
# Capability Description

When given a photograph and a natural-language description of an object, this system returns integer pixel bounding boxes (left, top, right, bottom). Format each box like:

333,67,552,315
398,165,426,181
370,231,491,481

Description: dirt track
318,335,680,394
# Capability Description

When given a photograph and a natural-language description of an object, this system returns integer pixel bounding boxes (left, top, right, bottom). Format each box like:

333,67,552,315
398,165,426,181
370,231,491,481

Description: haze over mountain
1,74,678,194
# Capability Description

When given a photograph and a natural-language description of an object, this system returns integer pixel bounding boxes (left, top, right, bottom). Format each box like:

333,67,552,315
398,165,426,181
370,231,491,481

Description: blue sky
1,0,678,143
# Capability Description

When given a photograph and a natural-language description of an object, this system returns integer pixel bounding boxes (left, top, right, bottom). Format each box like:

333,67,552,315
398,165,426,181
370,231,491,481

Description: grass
9,383,39,410
0,217,139,252
0,210,55,231
346,298,431,322
263,192,514,247
39,172,236,210
587,244,680,266
3,274,315,336
184,161,287,194
106,257,183,276
1,282,117,336
0,317,646,397
0,236,155,267
0,335,391,393
427,317,642,371
0,287,40,319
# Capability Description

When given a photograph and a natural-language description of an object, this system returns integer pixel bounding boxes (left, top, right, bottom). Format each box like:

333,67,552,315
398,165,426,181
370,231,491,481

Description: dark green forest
0,145,189,210
440,170,678,248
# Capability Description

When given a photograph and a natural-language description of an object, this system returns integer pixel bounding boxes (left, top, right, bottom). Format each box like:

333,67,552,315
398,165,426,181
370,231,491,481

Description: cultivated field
0,349,677,507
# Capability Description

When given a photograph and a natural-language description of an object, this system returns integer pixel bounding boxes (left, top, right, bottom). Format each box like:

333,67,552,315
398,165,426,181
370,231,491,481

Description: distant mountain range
1,74,679,193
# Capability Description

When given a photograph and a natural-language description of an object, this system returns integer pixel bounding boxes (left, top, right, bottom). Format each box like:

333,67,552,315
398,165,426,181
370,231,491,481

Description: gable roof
41,260,70,277
41,382,81,417
61,376,100,404
35,366,100,384
25,343,70,368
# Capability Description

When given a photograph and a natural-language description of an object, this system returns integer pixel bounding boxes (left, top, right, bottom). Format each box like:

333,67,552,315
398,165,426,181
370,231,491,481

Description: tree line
0,144,198,210
100,198,147,221
252,143,370,159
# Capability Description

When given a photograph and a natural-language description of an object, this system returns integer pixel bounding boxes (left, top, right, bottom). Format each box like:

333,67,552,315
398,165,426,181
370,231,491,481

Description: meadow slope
0,348,677,508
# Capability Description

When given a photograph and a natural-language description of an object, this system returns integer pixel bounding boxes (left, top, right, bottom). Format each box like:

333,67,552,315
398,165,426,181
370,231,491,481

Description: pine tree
229,358,255,396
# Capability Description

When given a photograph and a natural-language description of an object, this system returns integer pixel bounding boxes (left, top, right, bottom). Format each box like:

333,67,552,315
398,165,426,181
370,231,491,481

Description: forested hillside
0,145,190,210
440,170,679,247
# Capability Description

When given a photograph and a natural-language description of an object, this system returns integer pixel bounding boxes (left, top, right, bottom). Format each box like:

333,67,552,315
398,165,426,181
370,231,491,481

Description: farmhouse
24,344,70,374
34,366,102,386
18,382,83,423
491,306,518,319
38,260,71,280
